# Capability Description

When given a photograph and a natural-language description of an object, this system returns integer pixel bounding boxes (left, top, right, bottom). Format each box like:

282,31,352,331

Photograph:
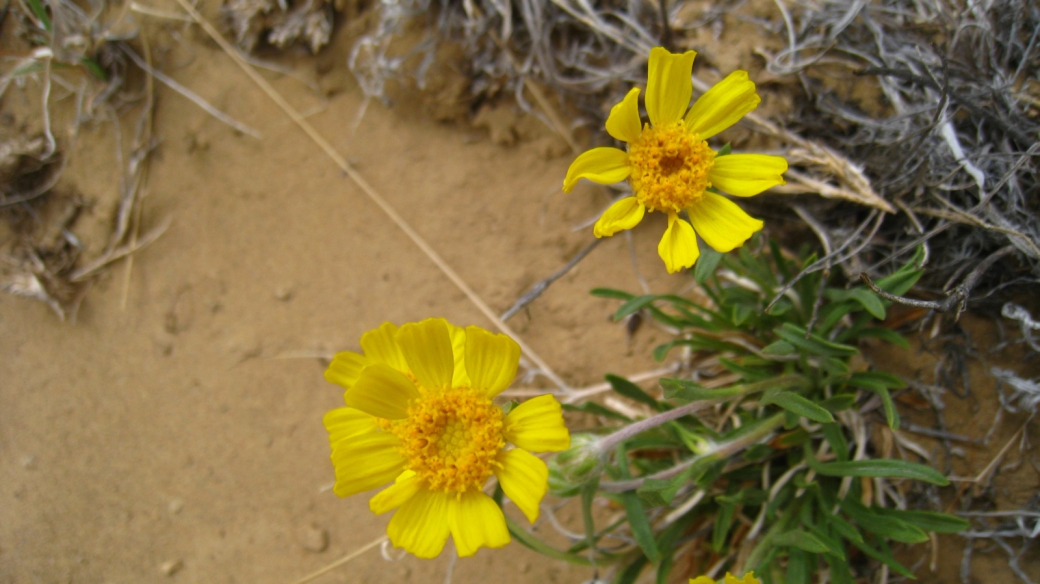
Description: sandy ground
2,5,1039,584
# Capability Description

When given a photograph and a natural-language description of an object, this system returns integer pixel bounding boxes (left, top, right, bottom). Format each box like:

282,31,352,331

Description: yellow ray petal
369,470,420,514
503,394,571,452
562,147,631,193
330,431,405,497
594,197,646,238
684,70,761,140
324,351,369,390
360,322,408,372
688,191,764,253
447,321,470,388
606,87,643,143
494,449,548,524
689,578,716,584
386,488,452,559
658,213,700,274
448,490,510,557
346,363,420,419
464,326,521,397
395,318,456,391
645,47,696,126
707,153,787,197
324,407,379,451
724,573,760,584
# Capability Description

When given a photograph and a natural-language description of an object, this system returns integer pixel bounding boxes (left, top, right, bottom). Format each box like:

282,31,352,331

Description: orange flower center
383,387,504,493
628,121,715,214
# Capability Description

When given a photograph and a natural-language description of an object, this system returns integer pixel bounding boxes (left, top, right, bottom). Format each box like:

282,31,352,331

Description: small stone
299,524,329,553
274,286,294,302
160,559,183,576
168,499,183,514
21,455,36,470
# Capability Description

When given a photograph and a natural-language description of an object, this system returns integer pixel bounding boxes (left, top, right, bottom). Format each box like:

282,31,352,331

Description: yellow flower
563,47,788,274
690,571,761,584
323,318,571,558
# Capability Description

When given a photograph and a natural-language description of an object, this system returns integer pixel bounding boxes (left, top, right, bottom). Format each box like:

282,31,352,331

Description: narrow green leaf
785,548,810,584
825,288,887,320
637,468,690,506
821,423,850,462
591,288,635,301
841,499,930,543
719,357,773,382
26,0,52,31
616,554,648,584
809,457,949,486
824,512,863,544
712,502,736,551
504,515,594,565
856,327,911,348
775,323,859,357
848,371,907,391
773,529,830,553
848,534,915,578
619,491,661,562
875,246,926,296
820,394,856,414
80,57,108,81
762,391,834,423
607,374,662,410
803,522,846,559
874,508,971,534
878,386,900,429
694,246,723,284
562,402,631,422
762,340,796,355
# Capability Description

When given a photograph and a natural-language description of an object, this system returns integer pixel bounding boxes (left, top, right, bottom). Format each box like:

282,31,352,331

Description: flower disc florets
628,121,715,214
384,387,505,493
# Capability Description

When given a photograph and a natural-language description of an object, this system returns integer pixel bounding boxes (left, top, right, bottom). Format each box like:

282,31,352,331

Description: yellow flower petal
708,154,788,197
369,470,420,514
690,578,716,584
447,321,470,388
606,87,643,143
346,363,420,419
562,147,631,193
360,322,408,372
724,573,760,584
494,448,548,524
330,431,405,497
684,70,761,140
464,326,521,397
448,490,510,557
386,488,452,559
324,407,379,451
658,213,700,274
594,197,646,238
324,351,369,390
688,191,764,253
646,47,696,126
395,318,456,390
503,394,571,452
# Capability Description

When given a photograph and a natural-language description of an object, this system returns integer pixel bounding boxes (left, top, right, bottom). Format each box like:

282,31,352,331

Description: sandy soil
2,4,1038,584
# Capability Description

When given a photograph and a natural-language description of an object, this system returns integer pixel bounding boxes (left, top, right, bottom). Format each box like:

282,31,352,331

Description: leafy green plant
513,239,967,582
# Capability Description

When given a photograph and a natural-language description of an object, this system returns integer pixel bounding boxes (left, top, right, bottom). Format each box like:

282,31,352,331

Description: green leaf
694,246,723,284
819,357,850,376
874,245,926,296
619,491,660,562
874,508,971,534
820,394,856,413
825,287,887,320
719,357,773,382
803,522,846,560
80,57,108,81
26,0,52,31
762,391,835,423
660,379,745,402
772,529,830,553
717,143,733,156
762,340,796,355
878,386,900,429
712,502,736,551
590,288,635,301
809,457,949,486
785,548,810,584
821,423,850,462
606,374,662,410
637,468,690,506
824,512,863,544
616,554,648,584
841,499,929,543
856,327,911,349
504,514,594,565
848,535,915,578
848,371,907,391
562,402,631,422
775,323,859,358
743,443,774,462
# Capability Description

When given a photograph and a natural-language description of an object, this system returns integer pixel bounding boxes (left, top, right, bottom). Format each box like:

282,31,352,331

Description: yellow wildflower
563,47,788,273
323,318,570,558
690,571,761,584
